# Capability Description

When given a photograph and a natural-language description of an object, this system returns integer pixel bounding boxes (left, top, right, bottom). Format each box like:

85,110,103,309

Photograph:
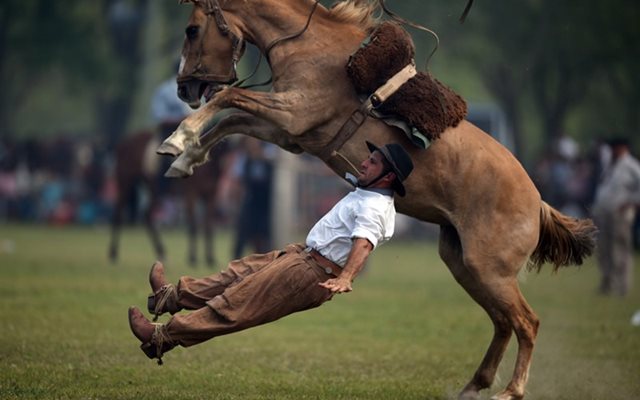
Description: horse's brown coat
156,1,596,399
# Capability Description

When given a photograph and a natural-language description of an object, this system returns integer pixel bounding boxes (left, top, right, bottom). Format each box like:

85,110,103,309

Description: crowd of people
0,134,110,226
0,133,272,233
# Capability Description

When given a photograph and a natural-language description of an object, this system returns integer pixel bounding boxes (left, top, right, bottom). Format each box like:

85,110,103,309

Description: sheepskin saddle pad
346,21,467,143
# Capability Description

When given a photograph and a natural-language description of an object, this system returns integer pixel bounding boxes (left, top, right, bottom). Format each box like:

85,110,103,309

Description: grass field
1,223,639,400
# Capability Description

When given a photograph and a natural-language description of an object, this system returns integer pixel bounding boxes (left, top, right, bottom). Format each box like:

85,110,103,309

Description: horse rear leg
439,225,539,400
184,195,198,267
109,196,126,264
491,291,539,400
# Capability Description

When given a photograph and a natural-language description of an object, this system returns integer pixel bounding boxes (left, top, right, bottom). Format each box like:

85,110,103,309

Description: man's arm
318,238,373,293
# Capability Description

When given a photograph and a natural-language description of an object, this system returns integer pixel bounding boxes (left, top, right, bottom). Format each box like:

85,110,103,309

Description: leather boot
147,261,179,321
128,306,175,365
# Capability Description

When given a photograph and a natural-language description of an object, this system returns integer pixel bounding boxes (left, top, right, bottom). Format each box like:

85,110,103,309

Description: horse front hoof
157,142,182,157
165,165,192,178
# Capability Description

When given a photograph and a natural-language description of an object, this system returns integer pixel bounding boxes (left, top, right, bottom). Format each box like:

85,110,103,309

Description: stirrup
147,284,178,321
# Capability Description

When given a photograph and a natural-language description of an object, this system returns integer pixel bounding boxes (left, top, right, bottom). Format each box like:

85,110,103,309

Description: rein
234,0,321,89
377,0,474,70
319,62,417,175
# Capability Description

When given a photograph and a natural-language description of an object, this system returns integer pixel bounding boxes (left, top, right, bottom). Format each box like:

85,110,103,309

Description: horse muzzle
177,79,225,109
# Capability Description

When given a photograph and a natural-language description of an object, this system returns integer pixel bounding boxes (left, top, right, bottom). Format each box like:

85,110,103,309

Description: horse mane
183,0,380,32
327,0,380,31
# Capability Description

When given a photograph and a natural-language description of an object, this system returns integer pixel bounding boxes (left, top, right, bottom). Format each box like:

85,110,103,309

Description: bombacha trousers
163,243,334,347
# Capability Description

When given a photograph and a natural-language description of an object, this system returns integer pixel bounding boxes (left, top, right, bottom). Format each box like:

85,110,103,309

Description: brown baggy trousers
163,243,334,347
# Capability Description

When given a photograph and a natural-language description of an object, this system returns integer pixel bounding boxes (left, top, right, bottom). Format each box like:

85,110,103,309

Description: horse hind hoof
156,142,182,157
164,165,192,178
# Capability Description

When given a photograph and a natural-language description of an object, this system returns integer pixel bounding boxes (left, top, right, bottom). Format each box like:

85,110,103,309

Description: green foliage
1,1,638,159
1,224,639,399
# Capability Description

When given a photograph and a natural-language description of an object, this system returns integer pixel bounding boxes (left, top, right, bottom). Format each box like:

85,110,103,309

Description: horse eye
185,26,199,40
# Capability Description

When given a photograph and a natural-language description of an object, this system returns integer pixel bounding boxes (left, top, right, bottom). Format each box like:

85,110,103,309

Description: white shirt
593,153,640,219
305,187,396,267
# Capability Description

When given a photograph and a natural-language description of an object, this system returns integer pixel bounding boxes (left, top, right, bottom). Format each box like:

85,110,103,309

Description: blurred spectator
231,137,276,258
533,134,594,218
150,65,193,201
151,64,192,141
591,138,640,296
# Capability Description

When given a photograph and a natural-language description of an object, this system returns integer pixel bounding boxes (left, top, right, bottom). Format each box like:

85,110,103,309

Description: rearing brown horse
156,1,596,399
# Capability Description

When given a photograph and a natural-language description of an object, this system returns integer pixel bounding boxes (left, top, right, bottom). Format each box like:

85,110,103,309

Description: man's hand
319,277,353,293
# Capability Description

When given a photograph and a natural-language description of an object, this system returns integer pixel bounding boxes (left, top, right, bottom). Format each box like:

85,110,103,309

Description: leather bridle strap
235,0,321,89
319,62,418,166
377,0,474,68
178,0,243,84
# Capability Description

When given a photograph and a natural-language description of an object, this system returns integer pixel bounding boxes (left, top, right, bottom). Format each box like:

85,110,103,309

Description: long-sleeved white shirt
305,187,396,267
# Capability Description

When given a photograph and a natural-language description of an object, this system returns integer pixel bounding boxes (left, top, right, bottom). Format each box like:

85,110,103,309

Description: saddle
346,22,467,145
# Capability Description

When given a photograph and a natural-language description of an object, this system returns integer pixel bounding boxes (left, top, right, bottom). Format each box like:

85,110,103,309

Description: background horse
156,1,596,399
108,129,227,267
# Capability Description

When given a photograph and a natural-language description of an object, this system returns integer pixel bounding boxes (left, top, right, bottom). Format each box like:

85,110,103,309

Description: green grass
0,224,639,399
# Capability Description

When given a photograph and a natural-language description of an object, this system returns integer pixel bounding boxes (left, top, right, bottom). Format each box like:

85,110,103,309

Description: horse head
177,0,245,109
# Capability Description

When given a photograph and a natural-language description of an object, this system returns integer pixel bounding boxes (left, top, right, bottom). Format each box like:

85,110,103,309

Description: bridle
178,0,321,88
178,0,244,84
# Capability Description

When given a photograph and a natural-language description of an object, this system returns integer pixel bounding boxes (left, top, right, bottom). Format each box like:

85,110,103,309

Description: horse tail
529,201,597,272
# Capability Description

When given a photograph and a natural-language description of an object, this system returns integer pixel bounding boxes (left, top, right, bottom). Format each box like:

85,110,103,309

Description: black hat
366,141,414,196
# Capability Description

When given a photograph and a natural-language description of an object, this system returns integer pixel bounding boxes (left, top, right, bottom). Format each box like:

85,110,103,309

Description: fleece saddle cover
346,21,467,143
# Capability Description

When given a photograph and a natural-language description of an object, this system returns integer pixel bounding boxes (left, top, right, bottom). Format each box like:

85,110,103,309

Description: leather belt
304,247,342,277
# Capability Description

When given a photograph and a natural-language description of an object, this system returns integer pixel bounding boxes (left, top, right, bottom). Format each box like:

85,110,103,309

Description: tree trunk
482,65,526,159
0,4,11,136
98,0,149,152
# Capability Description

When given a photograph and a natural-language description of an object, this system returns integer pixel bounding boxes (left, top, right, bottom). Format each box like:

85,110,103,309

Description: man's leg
611,216,633,296
131,244,333,363
177,250,284,308
595,214,614,294
148,250,284,319
165,247,332,347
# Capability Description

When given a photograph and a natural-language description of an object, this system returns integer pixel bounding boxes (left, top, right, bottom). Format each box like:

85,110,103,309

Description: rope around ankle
151,323,175,365
153,284,178,322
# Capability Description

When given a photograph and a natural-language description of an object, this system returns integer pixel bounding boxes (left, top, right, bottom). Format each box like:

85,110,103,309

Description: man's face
358,151,388,187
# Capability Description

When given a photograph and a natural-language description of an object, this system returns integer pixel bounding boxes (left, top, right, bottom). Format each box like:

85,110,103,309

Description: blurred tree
0,1,103,137
1,0,637,159
527,1,607,144
457,0,640,158
591,0,640,141
0,0,188,145
98,0,149,151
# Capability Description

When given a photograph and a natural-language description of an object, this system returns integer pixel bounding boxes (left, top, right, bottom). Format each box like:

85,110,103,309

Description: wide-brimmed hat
366,141,414,196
